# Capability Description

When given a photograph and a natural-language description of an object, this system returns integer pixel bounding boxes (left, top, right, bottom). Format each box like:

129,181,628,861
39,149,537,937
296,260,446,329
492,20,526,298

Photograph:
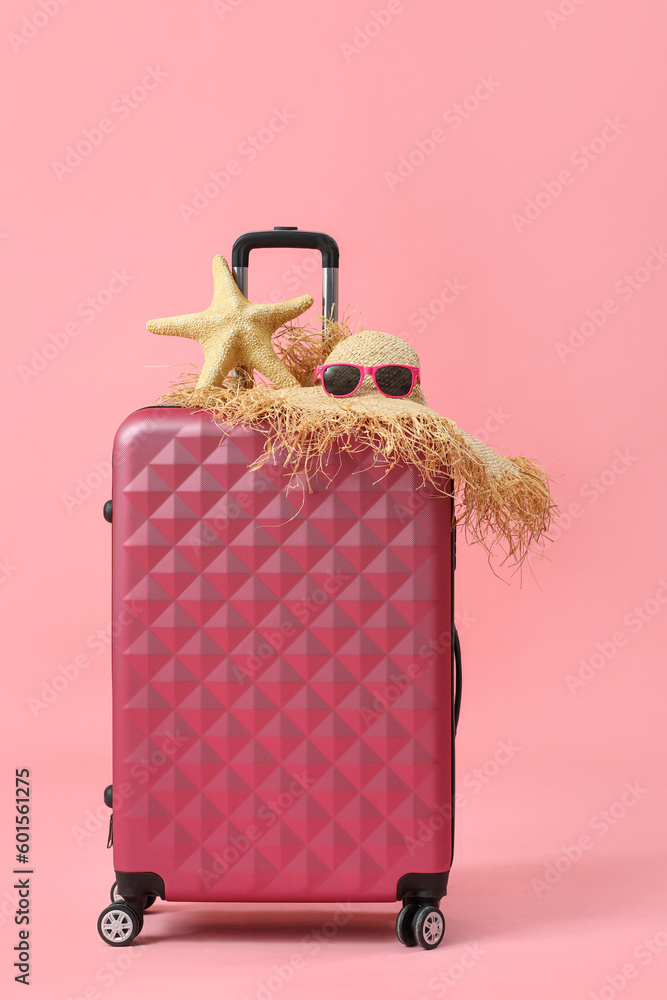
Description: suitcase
98,229,461,951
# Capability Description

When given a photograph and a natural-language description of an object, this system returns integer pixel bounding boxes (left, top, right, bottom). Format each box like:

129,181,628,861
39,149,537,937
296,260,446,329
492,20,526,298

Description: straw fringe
158,379,555,568
274,313,357,386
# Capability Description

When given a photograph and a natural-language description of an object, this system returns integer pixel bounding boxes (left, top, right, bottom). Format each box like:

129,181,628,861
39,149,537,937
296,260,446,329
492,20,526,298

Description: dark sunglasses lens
375,365,414,397
322,365,362,396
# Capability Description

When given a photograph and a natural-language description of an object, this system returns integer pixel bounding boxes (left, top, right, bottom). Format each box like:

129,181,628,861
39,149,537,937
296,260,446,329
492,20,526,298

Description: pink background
1,1,666,997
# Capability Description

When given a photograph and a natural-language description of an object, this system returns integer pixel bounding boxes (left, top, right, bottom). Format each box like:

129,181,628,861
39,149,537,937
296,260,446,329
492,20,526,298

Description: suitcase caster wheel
97,902,143,946
413,905,445,950
395,902,420,946
110,882,156,910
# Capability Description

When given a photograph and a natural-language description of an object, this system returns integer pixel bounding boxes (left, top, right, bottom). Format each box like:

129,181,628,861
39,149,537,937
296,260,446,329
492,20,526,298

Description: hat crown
327,330,420,369
324,331,425,402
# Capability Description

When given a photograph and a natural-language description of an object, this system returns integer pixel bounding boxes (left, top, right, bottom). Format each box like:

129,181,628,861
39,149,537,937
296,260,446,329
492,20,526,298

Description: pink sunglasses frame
313,363,421,399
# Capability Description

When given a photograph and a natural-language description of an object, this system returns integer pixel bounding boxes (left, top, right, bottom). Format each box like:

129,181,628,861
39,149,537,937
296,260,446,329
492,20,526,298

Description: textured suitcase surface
112,407,454,902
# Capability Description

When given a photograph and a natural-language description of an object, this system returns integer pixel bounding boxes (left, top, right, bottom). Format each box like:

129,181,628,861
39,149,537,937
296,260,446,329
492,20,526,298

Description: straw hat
161,323,554,567
284,329,429,412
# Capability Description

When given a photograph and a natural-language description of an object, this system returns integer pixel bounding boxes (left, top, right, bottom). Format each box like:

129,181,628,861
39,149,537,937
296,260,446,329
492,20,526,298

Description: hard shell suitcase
99,229,461,950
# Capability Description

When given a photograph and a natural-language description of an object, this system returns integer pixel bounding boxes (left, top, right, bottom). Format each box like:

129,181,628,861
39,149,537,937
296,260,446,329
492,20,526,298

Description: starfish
147,255,313,389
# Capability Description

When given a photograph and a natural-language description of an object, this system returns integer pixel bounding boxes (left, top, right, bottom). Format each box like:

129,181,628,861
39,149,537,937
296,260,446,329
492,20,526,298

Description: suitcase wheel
109,881,156,910
97,902,143,947
396,902,445,950
395,902,420,946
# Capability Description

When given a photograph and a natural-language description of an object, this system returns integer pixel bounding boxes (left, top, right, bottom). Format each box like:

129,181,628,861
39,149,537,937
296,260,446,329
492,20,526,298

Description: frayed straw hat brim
160,379,554,569
158,325,555,568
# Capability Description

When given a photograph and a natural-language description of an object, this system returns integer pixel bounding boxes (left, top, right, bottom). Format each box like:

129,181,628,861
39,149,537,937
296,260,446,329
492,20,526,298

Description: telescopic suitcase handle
231,227,339,329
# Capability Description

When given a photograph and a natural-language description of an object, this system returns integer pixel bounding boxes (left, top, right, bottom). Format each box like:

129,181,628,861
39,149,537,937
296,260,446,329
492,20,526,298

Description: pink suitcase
98,229,461,951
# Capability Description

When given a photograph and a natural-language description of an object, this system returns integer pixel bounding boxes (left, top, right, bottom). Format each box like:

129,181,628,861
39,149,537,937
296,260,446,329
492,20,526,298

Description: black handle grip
232,228,339,268
454,628,462,734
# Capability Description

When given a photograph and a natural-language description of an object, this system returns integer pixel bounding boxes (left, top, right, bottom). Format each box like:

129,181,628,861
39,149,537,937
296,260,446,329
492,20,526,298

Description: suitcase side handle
454,628,462,734
231,227,339,329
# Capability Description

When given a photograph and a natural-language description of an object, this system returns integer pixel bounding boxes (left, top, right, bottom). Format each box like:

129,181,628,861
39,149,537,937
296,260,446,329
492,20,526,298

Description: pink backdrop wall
1,1,665,997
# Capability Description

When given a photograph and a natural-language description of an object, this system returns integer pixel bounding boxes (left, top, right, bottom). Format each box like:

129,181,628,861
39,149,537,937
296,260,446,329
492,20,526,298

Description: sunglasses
314,363,420,399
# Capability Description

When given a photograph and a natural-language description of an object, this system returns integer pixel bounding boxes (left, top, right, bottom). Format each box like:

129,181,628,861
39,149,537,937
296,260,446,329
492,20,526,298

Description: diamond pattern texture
112,409,453,902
